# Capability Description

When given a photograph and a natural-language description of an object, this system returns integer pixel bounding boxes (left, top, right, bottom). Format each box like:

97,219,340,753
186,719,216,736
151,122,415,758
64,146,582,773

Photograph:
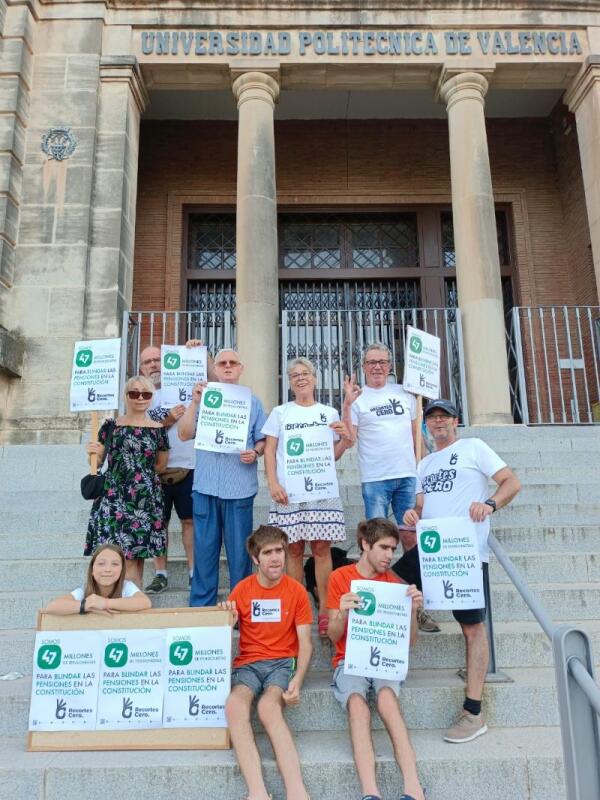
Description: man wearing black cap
404,399,521,744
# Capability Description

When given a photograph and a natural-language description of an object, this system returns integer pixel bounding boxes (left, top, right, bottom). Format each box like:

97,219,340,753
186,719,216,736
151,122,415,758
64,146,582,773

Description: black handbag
80,420,114,500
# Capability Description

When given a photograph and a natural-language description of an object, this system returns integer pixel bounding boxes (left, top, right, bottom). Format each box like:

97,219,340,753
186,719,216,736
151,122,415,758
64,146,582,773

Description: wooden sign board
28,607,232,752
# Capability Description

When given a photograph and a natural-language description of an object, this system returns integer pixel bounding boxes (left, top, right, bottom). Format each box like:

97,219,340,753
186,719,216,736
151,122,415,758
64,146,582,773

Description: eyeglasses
216,360,241,367
140,357,160,366
127,390,153,400
289,371,313,381
426,413,453,421
364,359,390,368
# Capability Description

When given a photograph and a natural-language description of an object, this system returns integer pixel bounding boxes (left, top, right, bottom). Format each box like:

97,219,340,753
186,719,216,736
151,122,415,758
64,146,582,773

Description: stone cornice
100,0,600,10
564,54,600,112
100,54,149,114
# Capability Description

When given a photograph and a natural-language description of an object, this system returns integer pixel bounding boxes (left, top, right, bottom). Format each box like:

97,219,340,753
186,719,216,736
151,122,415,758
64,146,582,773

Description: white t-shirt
151,390,196,470
262,401,340,485
416,437,506,563
70,579,140,602
350,384,417,483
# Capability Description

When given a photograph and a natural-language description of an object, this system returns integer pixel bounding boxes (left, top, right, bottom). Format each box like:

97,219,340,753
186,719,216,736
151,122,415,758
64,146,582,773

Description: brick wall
133,116,594,312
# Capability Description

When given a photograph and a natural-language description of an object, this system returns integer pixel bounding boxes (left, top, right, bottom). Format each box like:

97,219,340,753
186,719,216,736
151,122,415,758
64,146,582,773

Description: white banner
29,631,101,731
344,580,412,682
284,426,339,503
403,326,441,400
194,382,252,453
160,345,208,407
163,627,231,728
96,630,165,730
70,338,121,412
417,517,485,610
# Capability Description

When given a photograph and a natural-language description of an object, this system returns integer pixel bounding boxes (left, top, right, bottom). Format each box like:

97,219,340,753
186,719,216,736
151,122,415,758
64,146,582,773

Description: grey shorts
231,657,295,697
331,661,401,709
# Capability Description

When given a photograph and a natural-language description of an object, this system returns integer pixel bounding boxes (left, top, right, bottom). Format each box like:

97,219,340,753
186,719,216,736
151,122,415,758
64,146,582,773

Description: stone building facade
1,0,599,442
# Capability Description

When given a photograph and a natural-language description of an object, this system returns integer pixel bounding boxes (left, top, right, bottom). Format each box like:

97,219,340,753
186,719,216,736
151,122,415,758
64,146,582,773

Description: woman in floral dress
85,375,169,586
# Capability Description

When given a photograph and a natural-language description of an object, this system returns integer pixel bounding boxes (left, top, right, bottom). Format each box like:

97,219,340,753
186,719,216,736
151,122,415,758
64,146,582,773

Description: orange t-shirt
229,574,313,668
326,563,402,668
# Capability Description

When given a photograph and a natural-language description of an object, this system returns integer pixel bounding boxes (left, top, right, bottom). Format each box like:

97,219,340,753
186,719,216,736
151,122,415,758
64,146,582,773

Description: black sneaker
145,574,168,594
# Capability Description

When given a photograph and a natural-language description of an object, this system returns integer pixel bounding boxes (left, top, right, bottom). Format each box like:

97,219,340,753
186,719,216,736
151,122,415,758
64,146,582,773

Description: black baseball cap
423,399,459,418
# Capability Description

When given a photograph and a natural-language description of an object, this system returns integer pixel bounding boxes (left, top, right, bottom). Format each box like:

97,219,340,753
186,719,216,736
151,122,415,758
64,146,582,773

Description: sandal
318,613,329,637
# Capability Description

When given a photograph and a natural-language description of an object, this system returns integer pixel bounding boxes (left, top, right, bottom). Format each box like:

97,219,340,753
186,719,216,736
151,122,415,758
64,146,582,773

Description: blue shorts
231,657,296,697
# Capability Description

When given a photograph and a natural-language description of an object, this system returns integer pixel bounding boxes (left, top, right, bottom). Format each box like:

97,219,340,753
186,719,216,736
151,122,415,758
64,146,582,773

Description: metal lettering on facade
139,29,583,58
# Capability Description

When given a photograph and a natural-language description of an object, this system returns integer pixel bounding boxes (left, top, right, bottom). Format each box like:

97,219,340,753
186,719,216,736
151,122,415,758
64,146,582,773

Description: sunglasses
127,390,153,400
216,360,241,367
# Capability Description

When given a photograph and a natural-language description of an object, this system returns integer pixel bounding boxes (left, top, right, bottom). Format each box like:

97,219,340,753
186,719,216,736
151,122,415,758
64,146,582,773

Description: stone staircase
1,425,599,799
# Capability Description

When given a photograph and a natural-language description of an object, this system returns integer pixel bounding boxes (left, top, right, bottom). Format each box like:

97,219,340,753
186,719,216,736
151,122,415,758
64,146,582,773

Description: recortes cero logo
409,335,423,354
37,644,62,670
355,590,377,616
75,348,93,368
203,389,223,409
104,642,128,668
286,436,304,456
420,529,441,554
169,641,193,666
163,352,181,370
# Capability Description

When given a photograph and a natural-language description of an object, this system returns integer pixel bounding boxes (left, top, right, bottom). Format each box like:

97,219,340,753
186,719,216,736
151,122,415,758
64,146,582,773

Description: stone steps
2,581,600,630
3,620,600,678
0,726,565,800
1,549,598,592
0,668,565,737
0,524,596,560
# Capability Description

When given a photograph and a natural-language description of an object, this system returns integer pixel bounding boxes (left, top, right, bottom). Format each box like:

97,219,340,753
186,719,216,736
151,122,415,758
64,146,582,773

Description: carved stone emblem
41,128,77,162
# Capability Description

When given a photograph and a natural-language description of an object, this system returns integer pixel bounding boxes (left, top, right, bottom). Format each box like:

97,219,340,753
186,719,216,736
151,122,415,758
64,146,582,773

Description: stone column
565,56,600,303
85,56,148,339
231,70,279,413
439,71,512,425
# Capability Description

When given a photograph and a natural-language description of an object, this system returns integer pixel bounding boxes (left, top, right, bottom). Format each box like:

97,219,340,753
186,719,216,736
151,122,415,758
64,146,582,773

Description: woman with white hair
262,357,353,636
84,375,170,585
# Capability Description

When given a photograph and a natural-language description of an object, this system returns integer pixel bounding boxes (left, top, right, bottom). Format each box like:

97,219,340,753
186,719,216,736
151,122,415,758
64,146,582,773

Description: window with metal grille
188,213,236,270
441,210,511,268
279,213,419,270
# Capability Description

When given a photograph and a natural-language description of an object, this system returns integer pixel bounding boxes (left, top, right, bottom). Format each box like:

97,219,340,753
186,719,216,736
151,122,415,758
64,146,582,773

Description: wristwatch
79,597,87,615
484,498,497,513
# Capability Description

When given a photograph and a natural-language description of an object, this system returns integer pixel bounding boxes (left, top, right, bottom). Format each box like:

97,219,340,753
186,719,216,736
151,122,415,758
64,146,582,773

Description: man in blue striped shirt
179,347,267,606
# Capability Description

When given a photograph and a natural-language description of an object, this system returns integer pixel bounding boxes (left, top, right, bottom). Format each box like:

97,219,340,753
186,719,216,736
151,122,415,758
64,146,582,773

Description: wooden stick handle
89,411,99,474
416,395,423,464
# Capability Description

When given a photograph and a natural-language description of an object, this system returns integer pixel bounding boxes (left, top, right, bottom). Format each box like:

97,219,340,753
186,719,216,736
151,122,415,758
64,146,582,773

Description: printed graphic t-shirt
350,384,416,483
326,563,402,668
262,401,340,485
229,573,313,667
416,437,506,563
149,389,196,470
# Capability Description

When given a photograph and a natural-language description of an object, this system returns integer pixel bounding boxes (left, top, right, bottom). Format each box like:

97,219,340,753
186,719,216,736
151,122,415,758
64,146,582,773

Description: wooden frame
28,607,232,752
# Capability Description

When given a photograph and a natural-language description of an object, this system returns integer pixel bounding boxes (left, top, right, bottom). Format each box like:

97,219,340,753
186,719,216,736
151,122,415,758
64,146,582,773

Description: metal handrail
488,532,600,799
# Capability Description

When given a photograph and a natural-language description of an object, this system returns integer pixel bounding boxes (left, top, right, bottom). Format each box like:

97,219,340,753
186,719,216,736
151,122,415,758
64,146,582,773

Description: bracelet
79,598,87,615
253,448,260,457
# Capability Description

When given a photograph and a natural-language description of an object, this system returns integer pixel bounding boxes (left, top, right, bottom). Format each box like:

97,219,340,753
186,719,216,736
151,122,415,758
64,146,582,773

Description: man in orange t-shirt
327,518,424,800
220,525,313,800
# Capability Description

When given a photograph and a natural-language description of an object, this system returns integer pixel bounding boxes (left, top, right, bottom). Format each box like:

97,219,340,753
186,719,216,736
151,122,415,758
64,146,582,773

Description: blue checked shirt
192,394,267,499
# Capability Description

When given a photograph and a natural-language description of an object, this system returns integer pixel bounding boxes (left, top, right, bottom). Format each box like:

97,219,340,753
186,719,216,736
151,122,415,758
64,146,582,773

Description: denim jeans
190,491,254,607
361,477,416,525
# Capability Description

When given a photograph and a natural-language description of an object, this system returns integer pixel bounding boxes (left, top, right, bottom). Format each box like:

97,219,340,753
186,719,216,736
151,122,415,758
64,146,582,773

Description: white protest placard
29,631,101,731
96,630,165,730
417,517,485,611
403,326,441,400
160,345,208,407
284,425,339,503
70,338,121,412
344,580,412,682
163,627,231,728
194,382,252,453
